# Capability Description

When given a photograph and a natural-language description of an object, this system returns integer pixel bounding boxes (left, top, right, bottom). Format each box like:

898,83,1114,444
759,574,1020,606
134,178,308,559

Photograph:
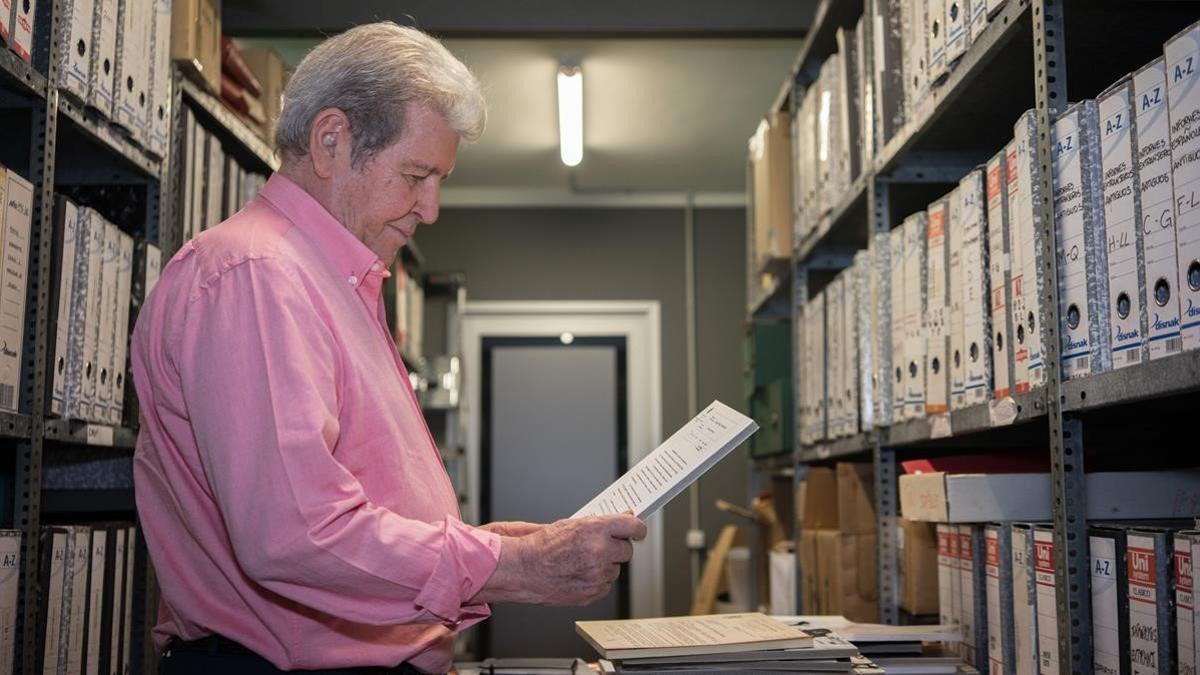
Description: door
481,336,629,657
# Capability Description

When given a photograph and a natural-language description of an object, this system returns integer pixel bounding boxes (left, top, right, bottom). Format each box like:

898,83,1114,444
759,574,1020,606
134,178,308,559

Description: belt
165,636,424,674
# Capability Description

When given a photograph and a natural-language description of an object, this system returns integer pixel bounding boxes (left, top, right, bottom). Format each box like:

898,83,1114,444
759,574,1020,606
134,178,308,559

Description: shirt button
371,262,382,272
348,275,358,285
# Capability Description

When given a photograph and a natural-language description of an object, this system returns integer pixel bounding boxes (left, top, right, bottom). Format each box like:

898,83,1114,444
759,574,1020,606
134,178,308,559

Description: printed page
576,613,805,652
573,401,757,519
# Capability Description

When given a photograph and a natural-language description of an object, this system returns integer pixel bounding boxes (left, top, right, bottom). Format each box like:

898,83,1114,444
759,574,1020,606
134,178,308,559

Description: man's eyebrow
404,161,444,176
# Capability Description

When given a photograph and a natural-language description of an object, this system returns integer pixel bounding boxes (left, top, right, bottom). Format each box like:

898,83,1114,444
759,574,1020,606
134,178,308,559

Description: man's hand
479,521,545,537
470,514,647,607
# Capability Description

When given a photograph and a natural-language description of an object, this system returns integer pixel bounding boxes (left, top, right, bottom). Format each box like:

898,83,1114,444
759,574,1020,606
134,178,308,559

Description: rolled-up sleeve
176,256,500,628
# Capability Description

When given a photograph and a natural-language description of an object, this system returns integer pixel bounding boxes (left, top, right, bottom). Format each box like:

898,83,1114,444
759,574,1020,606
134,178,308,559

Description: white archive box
836,25,863,186
873,0,907,146
967,0,989,44
1012,112,1049,393
0,168,32,413
0,529,19,675
799,85,819,239
1051,100,1111,379
1167,22,1200,352
797,302,810,446
1090,526,1130,675
855,16,874,170
51,198,79,417
902,211,928,420
95,220,119,422
812,291,827,442
900,470,1200,523
1134,58,1185,361
1098,77,1150,369
110,230,133,424
65,527,89,675
185,111,203,242
1033,526,1059,674
0,0,10,45
88,0,119,111
987,149,1015,399
925,0,947,85
925,196,951,416
205,133,225,230
144,241,161,294
986,523,1017,674
944,0,968,66
957,525,986,668
1126,528,1176,675
817,56,844,219
1011,523,1041,675
145,0,174,158
855,249,875,429
1176,531,1197,675
8,0,35,63
63,208,94,420
890,225,907,421
56,0,97,102
948,184,966,410
936,524,960,645
826,275,844,438
81,210,106,421
959,168,991,407
902,0,931,121
223,154,239,219
83,528,107,675
112,0,150,139
871,232,894,427
842,264,859,437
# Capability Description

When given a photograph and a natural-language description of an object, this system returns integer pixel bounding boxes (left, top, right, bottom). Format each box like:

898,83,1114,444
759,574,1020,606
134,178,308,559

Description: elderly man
131,23,645,675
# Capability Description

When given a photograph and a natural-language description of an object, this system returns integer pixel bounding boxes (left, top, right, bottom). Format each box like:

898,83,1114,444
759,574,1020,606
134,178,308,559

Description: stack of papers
576,613,883,674
774,616,973,674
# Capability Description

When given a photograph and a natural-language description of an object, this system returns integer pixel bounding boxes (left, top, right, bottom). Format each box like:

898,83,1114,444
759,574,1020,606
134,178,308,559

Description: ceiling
233,3,811,205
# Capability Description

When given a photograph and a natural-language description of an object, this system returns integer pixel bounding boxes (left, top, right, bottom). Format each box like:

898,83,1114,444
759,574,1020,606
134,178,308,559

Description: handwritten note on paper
573,401,758,520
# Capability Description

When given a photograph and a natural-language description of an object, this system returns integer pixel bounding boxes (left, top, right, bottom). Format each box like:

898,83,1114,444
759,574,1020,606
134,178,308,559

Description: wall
415,205,748,616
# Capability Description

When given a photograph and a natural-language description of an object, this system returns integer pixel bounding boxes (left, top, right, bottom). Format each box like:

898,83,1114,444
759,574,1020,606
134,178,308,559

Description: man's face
329,102,459,264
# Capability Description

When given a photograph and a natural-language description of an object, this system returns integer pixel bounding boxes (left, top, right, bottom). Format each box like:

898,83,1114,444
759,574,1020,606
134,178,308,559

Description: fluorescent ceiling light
557,65,583,167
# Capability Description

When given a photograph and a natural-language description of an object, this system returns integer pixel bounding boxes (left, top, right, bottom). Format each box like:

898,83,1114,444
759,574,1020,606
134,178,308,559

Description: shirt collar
258,173,384,289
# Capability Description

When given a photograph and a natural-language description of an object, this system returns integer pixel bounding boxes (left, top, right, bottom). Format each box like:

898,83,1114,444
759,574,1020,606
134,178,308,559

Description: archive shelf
0,411,33,439
42,419,140,449
179,77,279,172
56,94,163,179
0,45,48,98
761,0,1200,669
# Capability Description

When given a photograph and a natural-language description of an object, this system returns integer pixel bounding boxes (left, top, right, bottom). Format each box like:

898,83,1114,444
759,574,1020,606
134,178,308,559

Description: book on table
574,613,813,661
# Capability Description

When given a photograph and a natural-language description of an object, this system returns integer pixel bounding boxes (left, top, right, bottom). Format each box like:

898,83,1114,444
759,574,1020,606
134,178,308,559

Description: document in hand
573,401,757,519
575,613,813,660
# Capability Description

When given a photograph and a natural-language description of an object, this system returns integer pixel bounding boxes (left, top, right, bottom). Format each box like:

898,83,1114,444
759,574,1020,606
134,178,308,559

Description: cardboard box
842,267,859,436
799,529,820,614
81,210,105,420
1133,58,1183,361
1098,77,1149,369
958,168,990,406
826,275,844,437
1090,526,1132,675
0,168,32,413
95,220,119,421
240,46,288,144
1011,523,1041,675
817,57,843,218
812,291,828,442
802,466,839,530
944,0,968,65
836,462,875,535
926,196,951,415
109,231,133,424
57,0,97,102
171,0,221,95
816,529,878,623
1051,100,1111,379
968,0,990,42
899,518,938,615
751,111,793,269
855,250,875,429
1166,23,1200,352
948,183,966,410
925,0,947,84
902,0,931,121
900,470,1200,523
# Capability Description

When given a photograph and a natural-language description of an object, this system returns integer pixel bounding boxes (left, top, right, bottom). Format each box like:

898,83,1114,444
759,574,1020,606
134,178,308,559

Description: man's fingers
603,514,648,541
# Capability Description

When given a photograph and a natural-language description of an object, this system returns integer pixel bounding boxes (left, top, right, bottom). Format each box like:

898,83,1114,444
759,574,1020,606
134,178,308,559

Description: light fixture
557,64,583,167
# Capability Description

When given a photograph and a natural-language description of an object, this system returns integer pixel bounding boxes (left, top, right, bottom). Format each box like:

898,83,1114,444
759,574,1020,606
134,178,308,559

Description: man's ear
308,108,350,178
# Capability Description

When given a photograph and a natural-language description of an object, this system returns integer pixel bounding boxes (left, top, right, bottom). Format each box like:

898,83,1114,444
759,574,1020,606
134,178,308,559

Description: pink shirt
131,173,501,672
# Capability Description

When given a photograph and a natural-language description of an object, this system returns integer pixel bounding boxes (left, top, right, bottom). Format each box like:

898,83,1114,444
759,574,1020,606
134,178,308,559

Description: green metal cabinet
744,321,793,457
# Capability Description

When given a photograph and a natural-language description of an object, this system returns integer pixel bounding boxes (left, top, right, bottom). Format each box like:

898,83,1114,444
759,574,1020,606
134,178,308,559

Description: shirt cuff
412,518,502,625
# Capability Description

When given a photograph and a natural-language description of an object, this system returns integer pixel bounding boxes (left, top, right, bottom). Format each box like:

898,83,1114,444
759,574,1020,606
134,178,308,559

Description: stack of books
777,616,973,674
576,613,884,673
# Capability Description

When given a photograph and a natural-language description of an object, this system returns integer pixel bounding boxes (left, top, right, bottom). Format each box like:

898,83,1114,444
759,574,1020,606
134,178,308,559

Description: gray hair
275,22,486,166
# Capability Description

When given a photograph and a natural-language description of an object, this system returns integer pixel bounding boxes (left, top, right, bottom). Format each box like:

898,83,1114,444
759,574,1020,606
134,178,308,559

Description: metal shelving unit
0,2,282,669
752,1,1200,671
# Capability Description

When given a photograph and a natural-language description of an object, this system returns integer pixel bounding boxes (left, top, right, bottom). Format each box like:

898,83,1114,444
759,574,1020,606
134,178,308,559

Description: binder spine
1165,23,1200,351
986,523,1016,674
855,249,875,429
871,231,893,427
987,150,1014,400
925,197,951,416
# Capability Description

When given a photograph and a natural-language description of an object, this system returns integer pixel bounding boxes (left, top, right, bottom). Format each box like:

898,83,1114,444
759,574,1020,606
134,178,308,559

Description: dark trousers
159,636,426,675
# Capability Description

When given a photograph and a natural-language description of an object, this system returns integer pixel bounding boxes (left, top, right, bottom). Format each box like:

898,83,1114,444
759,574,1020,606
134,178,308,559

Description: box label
1128,539,1161,675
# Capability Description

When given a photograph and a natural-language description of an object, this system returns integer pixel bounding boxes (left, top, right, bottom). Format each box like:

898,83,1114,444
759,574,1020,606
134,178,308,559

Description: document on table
573,400,757,519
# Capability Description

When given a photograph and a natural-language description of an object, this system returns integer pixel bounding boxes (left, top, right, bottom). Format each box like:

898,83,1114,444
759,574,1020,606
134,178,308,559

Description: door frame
462,300,663,618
